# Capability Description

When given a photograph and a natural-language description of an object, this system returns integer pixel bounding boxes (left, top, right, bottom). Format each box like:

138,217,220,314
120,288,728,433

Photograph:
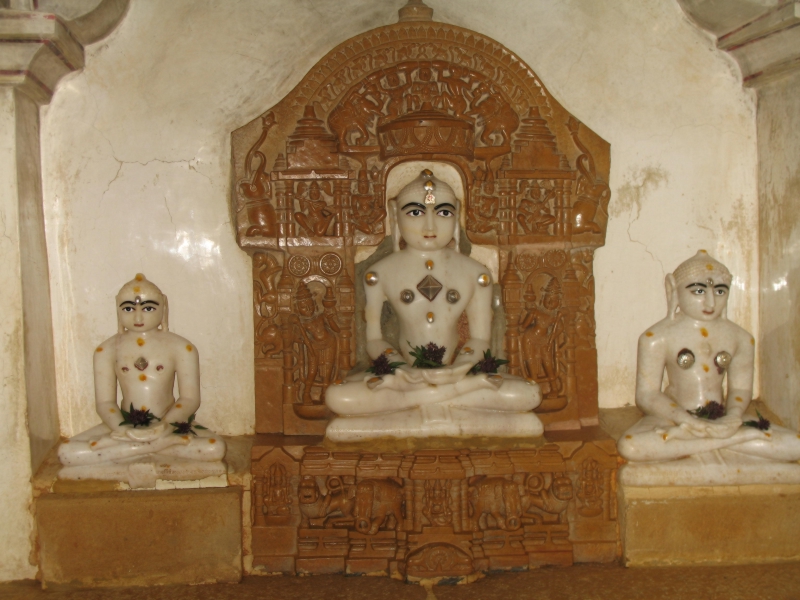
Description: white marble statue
618,251,800,482
58,274,226,488
325,169,543,441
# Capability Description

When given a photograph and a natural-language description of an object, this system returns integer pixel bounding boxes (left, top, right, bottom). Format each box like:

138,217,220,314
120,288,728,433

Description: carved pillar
561,268,580,405
501,257,524,376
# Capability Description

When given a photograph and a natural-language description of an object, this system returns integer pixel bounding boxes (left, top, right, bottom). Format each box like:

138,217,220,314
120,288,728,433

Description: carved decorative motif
248,439,619,577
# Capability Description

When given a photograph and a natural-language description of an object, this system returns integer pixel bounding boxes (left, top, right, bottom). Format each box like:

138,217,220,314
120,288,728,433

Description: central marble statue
325,169,543,441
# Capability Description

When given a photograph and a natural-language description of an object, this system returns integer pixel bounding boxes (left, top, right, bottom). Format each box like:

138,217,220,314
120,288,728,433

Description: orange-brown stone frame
231,19,611,437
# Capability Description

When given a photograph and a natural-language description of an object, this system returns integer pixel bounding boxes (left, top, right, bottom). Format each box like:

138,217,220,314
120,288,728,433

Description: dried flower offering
119,403,160,428
408,341,446,369
688,401,725,420
743,410,770,431
366,353,405,376
171,413,208,436
469,349,509,375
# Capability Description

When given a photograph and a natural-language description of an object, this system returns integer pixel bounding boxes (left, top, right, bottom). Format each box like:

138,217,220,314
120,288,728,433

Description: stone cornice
680,0,800,88
0,0,128,104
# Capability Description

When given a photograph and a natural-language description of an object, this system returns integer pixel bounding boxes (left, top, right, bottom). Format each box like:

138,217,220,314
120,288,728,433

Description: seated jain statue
325,170,543,441
59,274,226,488
618,251,800,469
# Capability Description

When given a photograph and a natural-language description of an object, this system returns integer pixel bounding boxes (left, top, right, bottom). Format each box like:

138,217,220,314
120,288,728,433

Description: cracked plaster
38,0,758,445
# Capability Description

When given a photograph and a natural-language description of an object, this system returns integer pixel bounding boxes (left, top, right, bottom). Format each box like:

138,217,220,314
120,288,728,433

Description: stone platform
245,429,620,581
32,438,250,587
620,482,800,566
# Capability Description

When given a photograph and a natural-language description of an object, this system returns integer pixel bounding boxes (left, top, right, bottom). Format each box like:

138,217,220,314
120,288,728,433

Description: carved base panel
248,431,620,579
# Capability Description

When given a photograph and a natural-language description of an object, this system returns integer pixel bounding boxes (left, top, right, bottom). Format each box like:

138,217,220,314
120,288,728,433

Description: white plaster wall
757,71,800,429
41,0,758,443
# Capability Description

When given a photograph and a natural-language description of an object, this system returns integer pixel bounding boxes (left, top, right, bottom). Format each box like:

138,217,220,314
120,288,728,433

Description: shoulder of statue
638,319,671,345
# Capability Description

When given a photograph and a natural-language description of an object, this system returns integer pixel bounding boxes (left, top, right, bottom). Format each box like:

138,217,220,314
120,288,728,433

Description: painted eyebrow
714,284,730,290
435,203,456,211
401,202,427,211
119,301,136,307
141,300,160,306
686,283,707,289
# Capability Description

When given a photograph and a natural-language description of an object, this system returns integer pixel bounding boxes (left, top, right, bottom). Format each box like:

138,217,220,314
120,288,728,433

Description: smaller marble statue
58,274,226,488
618,251,800,473
324,169,543,441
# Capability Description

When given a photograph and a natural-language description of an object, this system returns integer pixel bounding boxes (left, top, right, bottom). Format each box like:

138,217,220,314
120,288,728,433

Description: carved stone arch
232,14,611,434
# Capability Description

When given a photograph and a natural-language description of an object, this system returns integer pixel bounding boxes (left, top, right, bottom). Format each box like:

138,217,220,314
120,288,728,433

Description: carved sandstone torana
231,21,610,435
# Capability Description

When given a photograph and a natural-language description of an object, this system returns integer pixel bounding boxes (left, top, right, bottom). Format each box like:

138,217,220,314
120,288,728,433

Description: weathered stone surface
620,484,800,566
36,488,242,587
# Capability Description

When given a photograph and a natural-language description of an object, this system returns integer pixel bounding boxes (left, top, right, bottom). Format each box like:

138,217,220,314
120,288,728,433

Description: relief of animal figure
567,117,610,235
468,476,523,531
297,475,356,528
353,478,405,535
327,91,382,146
466,82,520,147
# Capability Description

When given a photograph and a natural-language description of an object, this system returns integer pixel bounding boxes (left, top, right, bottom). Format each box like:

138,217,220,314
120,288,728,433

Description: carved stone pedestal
247,430,620,581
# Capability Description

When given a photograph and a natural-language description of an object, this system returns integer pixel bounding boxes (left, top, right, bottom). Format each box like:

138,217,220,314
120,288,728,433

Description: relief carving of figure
519,278,566,399
351,170,386,235
567,117,609,235
241,113,278,238
435,63,471,118
295,181,340,236
263,463,292,518
466,180,499,234
423,479,453,526
253,253,283,356
407,63,440,111
291,282,341,405
517,183,556,235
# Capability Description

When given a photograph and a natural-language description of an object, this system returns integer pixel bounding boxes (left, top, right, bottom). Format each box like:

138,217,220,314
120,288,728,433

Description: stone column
0,1,128,581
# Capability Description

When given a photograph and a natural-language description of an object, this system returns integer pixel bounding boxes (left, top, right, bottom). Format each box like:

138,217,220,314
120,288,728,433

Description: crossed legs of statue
325,374,543,440
618,416,800,463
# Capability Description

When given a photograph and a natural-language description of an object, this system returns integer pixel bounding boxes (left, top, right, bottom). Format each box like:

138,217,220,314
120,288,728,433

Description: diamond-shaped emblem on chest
417,274,443,302
134,356,149,371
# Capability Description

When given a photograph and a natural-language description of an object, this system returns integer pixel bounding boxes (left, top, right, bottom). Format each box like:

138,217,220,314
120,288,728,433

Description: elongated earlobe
161,295,170,331
391,201,401,253
665,273,679,320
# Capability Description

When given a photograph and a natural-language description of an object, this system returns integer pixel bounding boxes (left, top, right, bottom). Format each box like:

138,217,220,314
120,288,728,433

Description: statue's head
115,273,168,334
309,181,321,200
666,250,732,321
295,281,316,317
392,168,459,252
541,277,561,310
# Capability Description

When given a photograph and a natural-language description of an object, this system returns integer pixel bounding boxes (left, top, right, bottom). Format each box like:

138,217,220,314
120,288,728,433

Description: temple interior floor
3,562,800,600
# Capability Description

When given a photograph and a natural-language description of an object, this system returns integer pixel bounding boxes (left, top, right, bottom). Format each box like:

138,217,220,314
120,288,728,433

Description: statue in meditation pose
58,274,226,487
618,251,800,463
324,169,543,441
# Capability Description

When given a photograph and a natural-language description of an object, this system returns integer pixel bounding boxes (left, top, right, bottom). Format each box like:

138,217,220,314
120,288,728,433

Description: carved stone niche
231,6,610,436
